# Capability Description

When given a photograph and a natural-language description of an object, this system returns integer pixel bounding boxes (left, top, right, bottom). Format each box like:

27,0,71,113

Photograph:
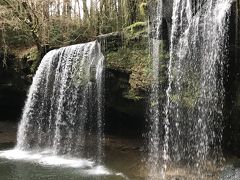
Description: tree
0,0,146,51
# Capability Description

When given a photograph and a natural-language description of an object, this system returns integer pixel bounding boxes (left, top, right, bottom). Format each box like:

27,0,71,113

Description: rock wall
98,24,150,137
223,0,240,155
0,51,28,121
1,0,239,153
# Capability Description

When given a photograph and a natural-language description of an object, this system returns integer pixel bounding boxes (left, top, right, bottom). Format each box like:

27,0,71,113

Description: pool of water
0,122,240,180
0,156,127,180
0,142,142,180
0,122,145,180
1,145,240,180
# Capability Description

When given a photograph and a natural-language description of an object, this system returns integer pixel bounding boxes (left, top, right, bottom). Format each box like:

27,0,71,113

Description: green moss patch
105,23,170,100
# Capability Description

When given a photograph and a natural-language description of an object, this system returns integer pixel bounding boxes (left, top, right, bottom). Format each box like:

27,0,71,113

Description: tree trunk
82,0,89,19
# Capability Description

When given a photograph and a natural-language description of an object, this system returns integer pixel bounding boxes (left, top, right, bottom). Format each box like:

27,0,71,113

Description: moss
105,46,150,100
170,72,200,109
170,94,198,109
105,34,170,100
25,47,38,62
125,22,147,33
17,46,40,73
105,48,133,72
28,52,41,73
124,22,148,42
124,90,144,101
129,49,151,91
104,21,170,100
139,3,148,16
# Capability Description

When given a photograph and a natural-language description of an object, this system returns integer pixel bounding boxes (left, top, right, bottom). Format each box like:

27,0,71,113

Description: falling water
16,41,104,163
148,0,232,178
147,0,164,178
166,0,232,168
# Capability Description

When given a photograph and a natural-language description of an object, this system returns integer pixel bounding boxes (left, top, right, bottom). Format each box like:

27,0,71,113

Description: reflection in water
0,158,126,180
0,134,240,179
0,148,133,180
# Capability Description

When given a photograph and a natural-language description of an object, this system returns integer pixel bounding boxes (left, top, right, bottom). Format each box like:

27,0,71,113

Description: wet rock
221,165,240,180
223,1,240,156
97,32,123,52
105,68,147,136
0,51,28,121
97,26,151,137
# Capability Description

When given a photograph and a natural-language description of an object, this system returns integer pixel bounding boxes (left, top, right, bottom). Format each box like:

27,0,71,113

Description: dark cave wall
104,68,146,137
0,51,27,121
223,0,240,155
148,0,240,155
100,31,149,138
149,0,240,155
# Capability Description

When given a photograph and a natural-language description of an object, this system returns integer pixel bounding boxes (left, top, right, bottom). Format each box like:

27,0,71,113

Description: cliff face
98,25,151,137
101,1,240,153
0,0,240,154
97,20,171,137
0,51,27,121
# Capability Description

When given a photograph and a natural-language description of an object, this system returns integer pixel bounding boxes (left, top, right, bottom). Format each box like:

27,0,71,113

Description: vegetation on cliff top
0,0,151,92
0,0,147,53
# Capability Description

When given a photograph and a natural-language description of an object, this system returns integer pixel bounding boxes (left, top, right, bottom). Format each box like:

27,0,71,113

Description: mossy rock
123,22,148,46
105,39,169,100
98,32,123,53
105,45,151,98
102,21,170,100
124,22,147,35
17,46,40,73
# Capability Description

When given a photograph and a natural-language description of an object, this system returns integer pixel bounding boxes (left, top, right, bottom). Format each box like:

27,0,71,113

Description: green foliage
170,72,200,109
16,46,40,73
107,22,172,100
0,25,34,49
105,22,170,100
0,0,152,77
106,46,151,99
124,89,144,100
26,47,38,63
139,3,148,16
0,0,149,57
124,22,147,35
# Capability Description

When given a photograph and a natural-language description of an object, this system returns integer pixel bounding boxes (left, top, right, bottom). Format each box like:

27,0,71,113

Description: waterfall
16,41,104,163
148,0,232,178
147,0,164,178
